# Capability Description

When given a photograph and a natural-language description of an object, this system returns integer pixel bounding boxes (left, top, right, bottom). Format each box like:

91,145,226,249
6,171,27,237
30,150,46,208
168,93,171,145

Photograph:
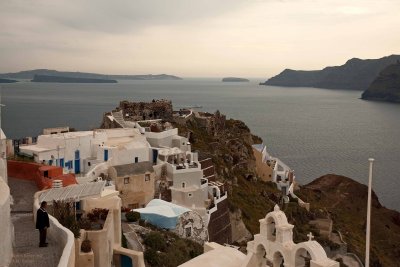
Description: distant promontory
261,55,400,90
0,69,182,81
361,62,400,103
31,74,117,83
0,78,18,83
222,77,249,82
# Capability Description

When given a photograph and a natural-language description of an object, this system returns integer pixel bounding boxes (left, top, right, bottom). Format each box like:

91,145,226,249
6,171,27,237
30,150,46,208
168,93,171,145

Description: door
60,158,64,167
152,149,158,164
75,159,80,174
121,255,133,267
104,149,109,161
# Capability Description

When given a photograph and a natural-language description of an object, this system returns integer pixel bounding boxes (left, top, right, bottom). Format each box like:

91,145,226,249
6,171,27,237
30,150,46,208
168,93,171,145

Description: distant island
0,78,18,83
31,74,117,83
260,54,400,90
361,62,400,103
222,77,249,82
0,69,182,81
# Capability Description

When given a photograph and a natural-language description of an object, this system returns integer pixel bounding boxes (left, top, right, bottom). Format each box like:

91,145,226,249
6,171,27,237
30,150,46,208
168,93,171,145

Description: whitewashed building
180,205,339,267
0,129,13,267
19,128,151,177
155,147,227,228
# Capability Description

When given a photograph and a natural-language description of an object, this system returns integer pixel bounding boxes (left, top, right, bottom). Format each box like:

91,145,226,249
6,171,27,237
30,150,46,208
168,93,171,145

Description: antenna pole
365,158,374,267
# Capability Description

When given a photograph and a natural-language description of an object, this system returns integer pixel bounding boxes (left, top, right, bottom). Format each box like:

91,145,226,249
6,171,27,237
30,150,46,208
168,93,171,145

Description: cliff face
262,55,400,90
361,62,400,103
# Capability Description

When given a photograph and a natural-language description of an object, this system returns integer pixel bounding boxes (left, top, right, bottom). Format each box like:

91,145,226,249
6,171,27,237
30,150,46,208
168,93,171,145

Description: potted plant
81,233,92,253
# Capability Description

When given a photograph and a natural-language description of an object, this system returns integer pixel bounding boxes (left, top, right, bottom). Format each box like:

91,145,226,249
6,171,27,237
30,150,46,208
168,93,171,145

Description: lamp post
0,86,6,159
365,158,374,267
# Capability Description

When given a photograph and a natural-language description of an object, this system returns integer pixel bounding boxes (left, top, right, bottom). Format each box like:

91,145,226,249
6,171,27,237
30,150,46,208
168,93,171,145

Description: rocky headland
0,69,182,80
31,74,118,83
0,78,18,83
261,55,400,90
222,77,249,82
361,62,400,103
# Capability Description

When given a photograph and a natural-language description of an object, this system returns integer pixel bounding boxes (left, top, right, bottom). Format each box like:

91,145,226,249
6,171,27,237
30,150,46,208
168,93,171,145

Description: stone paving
9,177,62,267
122,222,144,252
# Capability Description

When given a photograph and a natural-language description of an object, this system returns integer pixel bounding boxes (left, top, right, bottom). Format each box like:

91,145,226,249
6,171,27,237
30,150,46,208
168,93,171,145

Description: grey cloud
2,0,249,34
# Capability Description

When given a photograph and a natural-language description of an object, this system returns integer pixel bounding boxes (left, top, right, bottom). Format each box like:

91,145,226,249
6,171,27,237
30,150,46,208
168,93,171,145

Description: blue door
75,150,80,159
104,149,109,161
75,159,80,174
121,255,133,267
152,149,158,164
60,158,64,167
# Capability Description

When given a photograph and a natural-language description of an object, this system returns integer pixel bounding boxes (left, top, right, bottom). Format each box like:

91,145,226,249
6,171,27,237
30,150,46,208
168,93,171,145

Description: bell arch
272,250,285,267
293,241,329,265
255,243,268,267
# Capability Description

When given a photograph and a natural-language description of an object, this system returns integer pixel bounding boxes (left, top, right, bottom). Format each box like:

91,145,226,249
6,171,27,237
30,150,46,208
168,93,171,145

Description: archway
255,244,267,267
273,251,285,267
266,216,276,241
295,248,312,267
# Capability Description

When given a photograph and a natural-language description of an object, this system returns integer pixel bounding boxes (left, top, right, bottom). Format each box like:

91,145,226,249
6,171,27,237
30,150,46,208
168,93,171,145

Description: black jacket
36,208,50,230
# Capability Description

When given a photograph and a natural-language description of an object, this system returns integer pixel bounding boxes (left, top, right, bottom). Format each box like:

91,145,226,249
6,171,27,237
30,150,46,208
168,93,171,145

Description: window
44,170,49,178
65,161,73,170
182,182,186,188
124,177,130,184
145,174,151,182
135,157,139,163
188,193,192,197
88,162,91,167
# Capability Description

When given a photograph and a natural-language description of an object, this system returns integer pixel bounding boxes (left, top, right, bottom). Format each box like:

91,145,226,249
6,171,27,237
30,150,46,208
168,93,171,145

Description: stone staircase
111,111,129,128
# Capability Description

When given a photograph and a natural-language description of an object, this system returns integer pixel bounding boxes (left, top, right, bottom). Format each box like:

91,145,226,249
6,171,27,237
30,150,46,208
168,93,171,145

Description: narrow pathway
9,177,62,267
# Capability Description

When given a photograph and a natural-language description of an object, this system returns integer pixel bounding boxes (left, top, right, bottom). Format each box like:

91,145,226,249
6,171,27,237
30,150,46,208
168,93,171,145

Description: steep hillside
298,174,400,267
177,115,400,266
361,62,400,103
261,55,400,90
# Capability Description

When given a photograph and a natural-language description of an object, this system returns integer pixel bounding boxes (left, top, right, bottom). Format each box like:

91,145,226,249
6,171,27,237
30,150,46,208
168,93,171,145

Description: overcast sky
1,0,399,77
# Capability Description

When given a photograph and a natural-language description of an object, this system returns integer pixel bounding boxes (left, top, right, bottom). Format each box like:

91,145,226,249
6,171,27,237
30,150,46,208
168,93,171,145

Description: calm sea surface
2,79,400,210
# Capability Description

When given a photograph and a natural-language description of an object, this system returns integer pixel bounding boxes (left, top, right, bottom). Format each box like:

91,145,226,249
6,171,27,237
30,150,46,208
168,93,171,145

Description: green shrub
121,230,128,248
144,248,164,266
125,211,141,222
144,232,167,251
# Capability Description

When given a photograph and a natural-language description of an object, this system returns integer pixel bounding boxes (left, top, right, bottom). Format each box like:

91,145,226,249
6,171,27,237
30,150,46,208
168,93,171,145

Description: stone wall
208,198,232,244
118,100,173,121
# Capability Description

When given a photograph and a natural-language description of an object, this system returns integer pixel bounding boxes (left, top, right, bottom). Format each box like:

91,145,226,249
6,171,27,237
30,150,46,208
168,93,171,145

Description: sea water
2,79,400,210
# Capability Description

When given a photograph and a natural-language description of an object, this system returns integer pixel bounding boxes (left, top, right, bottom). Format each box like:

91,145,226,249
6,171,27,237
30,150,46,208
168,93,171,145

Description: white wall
0,176,13,267
33,191,75,267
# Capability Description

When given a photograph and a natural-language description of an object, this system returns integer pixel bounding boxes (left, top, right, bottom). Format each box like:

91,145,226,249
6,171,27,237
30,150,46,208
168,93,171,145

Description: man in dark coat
36,201,50,247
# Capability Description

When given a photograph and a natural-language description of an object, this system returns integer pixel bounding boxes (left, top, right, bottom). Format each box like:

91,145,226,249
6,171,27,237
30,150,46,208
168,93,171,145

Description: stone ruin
117,99,173,121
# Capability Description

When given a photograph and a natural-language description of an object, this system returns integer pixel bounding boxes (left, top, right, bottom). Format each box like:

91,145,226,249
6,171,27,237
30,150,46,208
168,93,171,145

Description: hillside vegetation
176,114,400,267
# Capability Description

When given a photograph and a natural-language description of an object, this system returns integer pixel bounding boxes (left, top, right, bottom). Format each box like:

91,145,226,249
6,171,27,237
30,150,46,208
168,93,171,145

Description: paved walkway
122,222,144,252
9,177,62,267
